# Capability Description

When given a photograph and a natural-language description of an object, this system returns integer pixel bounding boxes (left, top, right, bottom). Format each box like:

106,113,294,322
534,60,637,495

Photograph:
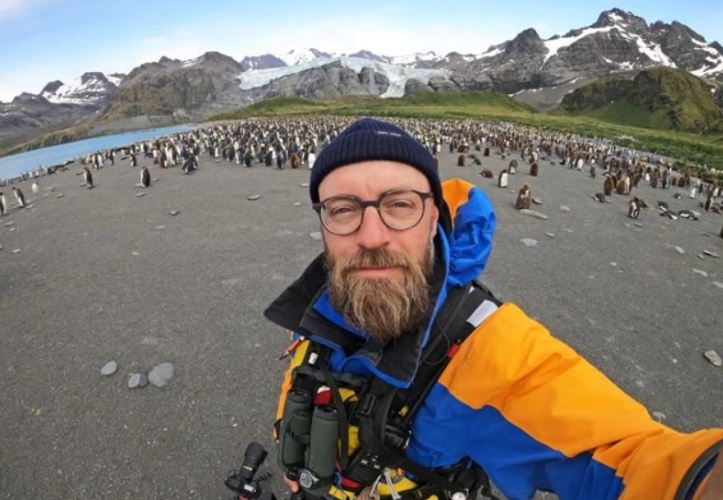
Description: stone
301,182,310,187
519,209,549,220
128,373,148,388
702,250,719,258
293,202,302,207
8,227,16,232
713,282,723,290
698,254,705,260
4,221,14,227
610,262,617,267
135,192,146,198
544,232,555,238
652,411,666,422
634,222,643,227
148,363,175,388
310,232,323,241
247,194,261,201
131,251,140,256
56,194,65,199
521,238,538,247
673,246,685,255
100,361,118,376
531,197,543,205
155,225,165,230
11,248,20,254
559,205,571,212
692,269,708,278
703,350,722,367
169,210,180,216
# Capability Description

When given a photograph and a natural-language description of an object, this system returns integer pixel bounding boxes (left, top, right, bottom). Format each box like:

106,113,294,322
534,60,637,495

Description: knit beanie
309,118,443,209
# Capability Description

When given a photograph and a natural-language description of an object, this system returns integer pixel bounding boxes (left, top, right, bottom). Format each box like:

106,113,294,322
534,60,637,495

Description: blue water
0,124,196,181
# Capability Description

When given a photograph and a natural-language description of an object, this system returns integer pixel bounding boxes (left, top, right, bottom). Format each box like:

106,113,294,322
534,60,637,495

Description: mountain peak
41,80,64,94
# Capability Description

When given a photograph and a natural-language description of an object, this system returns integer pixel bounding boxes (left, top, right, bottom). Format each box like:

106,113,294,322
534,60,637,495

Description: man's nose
356,207,390,249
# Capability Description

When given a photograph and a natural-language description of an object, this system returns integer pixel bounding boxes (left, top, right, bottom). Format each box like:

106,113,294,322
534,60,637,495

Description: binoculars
279,388,341,495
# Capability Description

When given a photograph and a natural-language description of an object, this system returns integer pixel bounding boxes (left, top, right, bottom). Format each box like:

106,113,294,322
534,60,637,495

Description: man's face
318,161,440,342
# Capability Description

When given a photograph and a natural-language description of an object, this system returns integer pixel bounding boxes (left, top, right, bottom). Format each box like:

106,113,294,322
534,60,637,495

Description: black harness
278,280,502,500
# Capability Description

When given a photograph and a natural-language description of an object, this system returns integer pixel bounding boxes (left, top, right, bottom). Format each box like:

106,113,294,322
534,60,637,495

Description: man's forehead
318,161,431,197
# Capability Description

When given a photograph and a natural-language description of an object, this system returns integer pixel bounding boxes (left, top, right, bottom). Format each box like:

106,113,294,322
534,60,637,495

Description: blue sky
0,0,720,102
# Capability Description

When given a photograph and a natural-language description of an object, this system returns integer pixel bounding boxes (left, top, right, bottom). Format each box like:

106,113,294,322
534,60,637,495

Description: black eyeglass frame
312,189,434,236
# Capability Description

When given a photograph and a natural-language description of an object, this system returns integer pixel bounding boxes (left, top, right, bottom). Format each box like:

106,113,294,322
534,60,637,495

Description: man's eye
328,205,357,216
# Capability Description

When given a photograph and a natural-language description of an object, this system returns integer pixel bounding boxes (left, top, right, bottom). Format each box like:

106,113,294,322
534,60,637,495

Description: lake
0,124,196,181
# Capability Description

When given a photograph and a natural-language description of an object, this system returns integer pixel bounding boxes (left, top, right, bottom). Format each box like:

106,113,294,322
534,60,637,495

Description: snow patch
543,26,615,63
278,49,332,66
692,57,723,77
475,47,503,60
40,74,111,105
617,30,676,66
106,74,123,87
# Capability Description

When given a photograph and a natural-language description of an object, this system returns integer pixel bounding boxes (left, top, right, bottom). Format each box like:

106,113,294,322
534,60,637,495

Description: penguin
457,154,466,167
657,200,670,213
0,192,5,216
515,184,532,210
593,193,608,203
498,169,509,188
530,162,539,177
483,146,490,157
468,154,482,166
12,187,25,208
83,167,94,188
141,166,151,188
31,181,39,193
479,169,494,179
719,225,723,239
628,198,641,219
590,164,596,179
615,177,627,195
677,210,698,221
182,156,197,175
508,160,517,175
673,193,682,200
603,176,615,196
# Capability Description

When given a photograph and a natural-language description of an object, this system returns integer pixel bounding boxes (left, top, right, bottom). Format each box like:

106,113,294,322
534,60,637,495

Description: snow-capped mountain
2,8,722,150
40,72,119,107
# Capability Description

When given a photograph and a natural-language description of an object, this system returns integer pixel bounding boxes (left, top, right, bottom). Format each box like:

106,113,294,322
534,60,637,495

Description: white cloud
0,0,58,19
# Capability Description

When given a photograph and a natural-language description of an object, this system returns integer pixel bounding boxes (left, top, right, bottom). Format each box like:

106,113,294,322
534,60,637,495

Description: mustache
338,248,412,273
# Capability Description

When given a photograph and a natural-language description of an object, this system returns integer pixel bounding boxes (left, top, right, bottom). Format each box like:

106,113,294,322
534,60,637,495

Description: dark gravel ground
0,144,721,499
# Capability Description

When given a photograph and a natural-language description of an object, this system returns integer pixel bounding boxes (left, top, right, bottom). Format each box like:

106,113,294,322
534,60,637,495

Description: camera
225,442,276,500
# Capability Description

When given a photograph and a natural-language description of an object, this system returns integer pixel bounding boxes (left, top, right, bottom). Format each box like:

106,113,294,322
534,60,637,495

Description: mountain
0,72,120,148
556,67,722,132
2,8,723,152
102,52,246,120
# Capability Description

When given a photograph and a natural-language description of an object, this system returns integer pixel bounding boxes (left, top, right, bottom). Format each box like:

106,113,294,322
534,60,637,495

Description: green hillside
557,67,722,133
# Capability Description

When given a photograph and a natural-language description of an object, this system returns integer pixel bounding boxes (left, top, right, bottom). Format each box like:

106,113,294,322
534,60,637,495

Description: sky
0,0,721,102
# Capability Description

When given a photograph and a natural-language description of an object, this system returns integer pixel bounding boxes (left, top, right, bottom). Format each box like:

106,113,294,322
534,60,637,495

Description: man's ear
429,205,439,238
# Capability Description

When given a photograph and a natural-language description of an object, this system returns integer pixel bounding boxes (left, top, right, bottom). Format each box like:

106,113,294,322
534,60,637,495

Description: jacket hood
440,178,496,287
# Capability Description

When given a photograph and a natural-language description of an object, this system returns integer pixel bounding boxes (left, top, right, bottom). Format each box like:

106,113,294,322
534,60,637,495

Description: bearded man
264,118,722,500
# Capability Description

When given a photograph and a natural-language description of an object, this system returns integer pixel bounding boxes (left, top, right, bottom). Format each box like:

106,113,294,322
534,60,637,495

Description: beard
326,243,435,344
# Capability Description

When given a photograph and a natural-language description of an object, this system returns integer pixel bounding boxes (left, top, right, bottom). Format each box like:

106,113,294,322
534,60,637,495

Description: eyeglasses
313,190,434,236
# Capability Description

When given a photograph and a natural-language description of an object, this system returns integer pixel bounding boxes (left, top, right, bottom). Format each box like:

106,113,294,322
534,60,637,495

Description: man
265,118,722,500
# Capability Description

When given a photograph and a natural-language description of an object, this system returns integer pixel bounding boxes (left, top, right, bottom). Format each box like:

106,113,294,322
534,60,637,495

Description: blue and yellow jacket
265,179,722,499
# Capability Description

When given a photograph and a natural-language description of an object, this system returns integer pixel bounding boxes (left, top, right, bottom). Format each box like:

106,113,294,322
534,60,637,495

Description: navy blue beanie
309,118,443,209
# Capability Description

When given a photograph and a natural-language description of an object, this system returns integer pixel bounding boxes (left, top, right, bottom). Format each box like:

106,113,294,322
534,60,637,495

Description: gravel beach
0,141,721,499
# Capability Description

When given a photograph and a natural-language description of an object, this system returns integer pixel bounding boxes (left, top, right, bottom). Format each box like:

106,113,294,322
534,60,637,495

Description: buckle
357,393,377,418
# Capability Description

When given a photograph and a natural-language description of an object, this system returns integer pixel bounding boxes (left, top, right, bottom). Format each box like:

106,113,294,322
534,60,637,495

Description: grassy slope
557,68,722,133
